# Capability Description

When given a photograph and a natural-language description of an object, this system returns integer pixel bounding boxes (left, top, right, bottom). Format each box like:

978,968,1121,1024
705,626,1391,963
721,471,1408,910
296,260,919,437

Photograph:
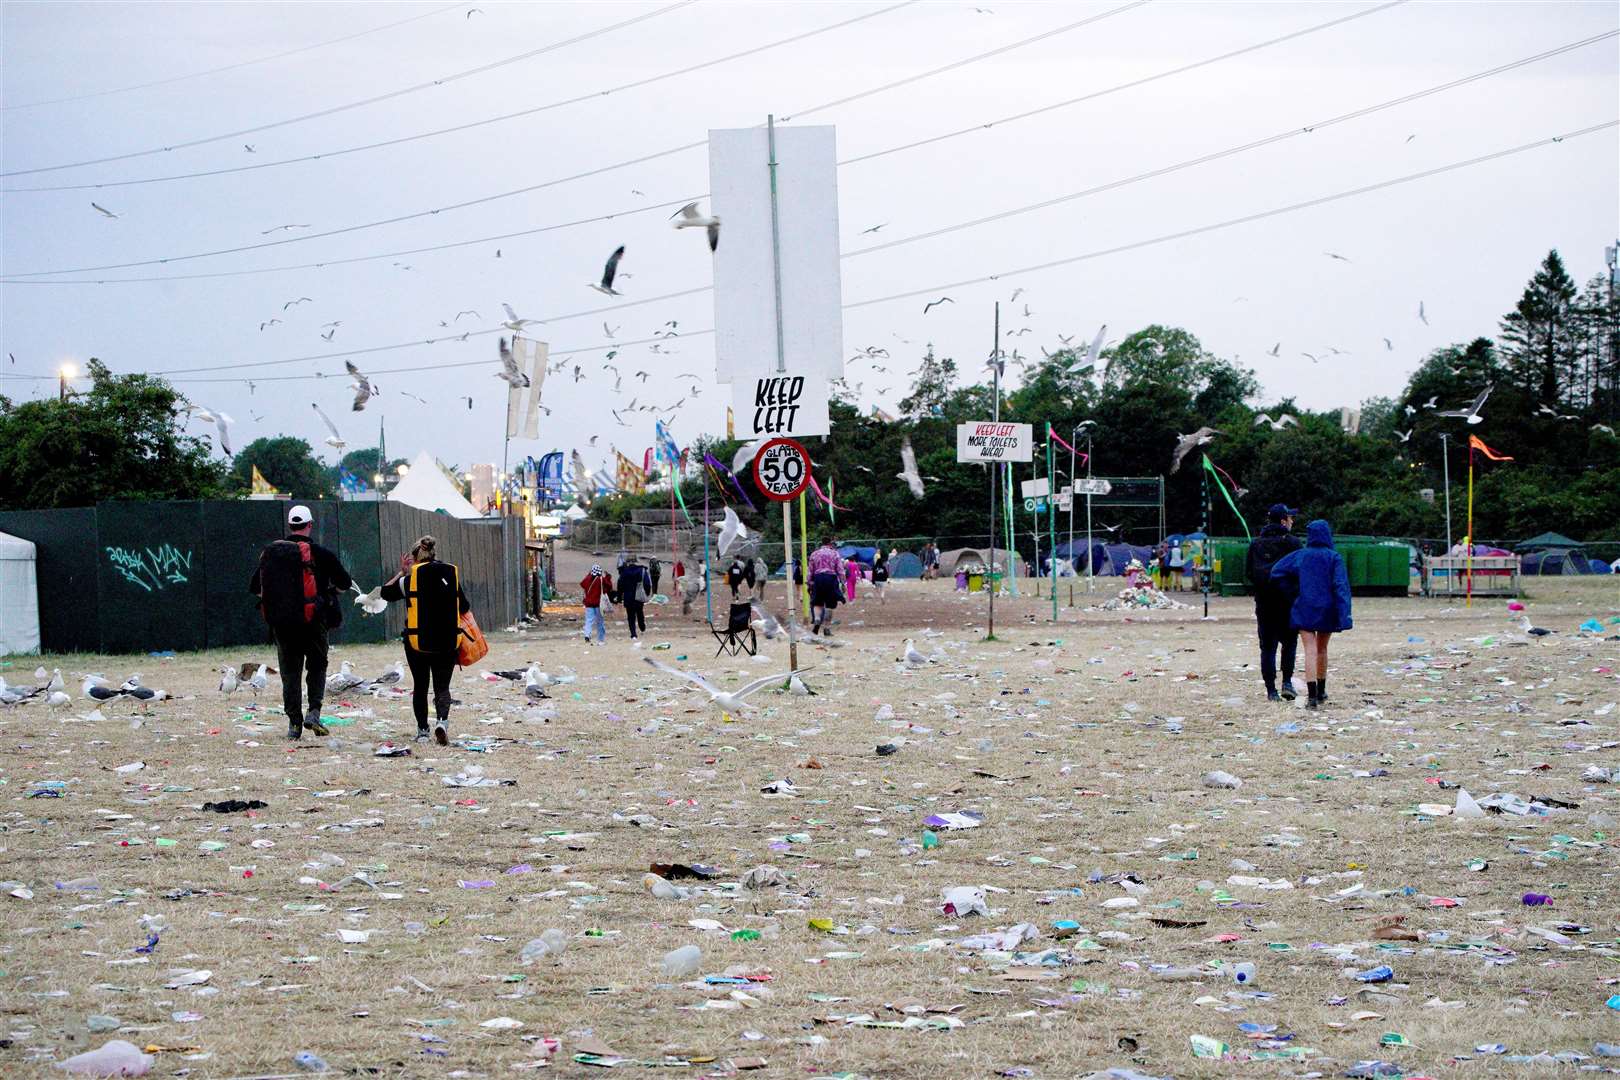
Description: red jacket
580,571,614,607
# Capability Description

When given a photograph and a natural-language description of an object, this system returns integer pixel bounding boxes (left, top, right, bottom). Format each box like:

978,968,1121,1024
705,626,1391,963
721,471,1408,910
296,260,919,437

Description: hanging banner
731,371,829,438
505,338,548,440
956,421,1033,462
615,450,647,494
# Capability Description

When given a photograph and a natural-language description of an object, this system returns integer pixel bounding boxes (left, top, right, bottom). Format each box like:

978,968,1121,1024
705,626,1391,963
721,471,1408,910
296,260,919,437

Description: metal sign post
753,437,811,671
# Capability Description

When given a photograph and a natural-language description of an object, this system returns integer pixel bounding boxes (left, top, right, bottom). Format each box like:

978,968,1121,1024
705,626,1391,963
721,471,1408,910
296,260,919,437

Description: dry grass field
3,576,1617,1079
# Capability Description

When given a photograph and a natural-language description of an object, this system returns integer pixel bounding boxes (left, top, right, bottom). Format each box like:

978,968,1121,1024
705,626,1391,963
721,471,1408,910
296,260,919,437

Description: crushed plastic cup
1454,789,1486,819
56,1039,154,1075
520,928,567,963
293,1051,330,1072
662,944,701,978
1202,770,1242,790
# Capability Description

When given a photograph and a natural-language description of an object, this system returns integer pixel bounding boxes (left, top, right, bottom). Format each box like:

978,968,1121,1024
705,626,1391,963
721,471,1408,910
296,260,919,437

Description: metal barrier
1422,555,1522,597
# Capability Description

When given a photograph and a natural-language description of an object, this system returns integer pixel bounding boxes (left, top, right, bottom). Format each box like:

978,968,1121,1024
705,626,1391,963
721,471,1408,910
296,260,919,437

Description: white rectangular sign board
731,371,830,438
1019,478,1050,499
709,125,845,386
1073,478,1113,496
956,421,1034,462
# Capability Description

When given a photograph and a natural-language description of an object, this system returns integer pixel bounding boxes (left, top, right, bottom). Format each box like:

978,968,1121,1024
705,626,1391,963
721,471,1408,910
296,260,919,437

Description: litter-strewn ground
3,577,1617,1079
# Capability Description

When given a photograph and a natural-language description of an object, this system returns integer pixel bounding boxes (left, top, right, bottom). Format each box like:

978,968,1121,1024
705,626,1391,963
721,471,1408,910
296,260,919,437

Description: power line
845,29,1619,259
3,1,1153,278
3,1,915,192
8,119,1602,387
0,4,464,111
0,2,697,178
5,21,1599,297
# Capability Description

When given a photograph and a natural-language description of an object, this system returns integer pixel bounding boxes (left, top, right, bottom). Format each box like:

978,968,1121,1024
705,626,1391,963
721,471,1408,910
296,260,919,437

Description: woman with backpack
1269,519,1353,709
618,554,650,641
379,535,470,744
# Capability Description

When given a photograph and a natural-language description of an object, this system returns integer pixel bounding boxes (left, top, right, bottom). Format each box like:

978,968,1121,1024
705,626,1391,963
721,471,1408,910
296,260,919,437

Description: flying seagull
312,403,346,451
91,202,119,218
1436,386,1491,425
1383,337,1394,351
496,337,531,387
1068,323,1107,373
642,657,799,715
716,505,747,556
1253,413,1298,430
590,245,625,296
1170,427,1221,473
1418,301,1429,325
501,302,541,333
260,224,310,234
897,435,925,498
861,223,888,234
321,328,336,341
1266,342,1280,357
1323,251,1351,262
922,296,954,315
190,405,235,456
670,202,720,251
345,361,375,411
282,297,313,310
1396,429,1412,442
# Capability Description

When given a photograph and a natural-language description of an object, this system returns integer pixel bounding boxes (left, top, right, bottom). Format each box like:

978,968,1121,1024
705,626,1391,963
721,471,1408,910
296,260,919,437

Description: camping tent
1515,531,1584,552
0,531,40,656
1050,539,1154,576
388,451,483,518
1522,548,1592,575
938,547,1027,578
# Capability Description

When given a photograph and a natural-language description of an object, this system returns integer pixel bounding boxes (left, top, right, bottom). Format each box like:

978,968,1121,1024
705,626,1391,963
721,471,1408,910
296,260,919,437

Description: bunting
703,452,757,512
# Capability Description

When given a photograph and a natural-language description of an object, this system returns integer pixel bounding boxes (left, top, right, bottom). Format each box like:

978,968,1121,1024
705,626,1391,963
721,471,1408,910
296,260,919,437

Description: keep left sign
732,371,829,438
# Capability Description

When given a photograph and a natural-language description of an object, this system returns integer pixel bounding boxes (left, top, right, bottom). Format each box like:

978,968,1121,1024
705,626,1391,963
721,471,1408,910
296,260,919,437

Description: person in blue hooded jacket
1269,519,1352,709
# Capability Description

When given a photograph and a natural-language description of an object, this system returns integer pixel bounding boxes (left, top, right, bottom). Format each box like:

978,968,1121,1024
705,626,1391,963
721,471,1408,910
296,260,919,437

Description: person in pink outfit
845,555,860,602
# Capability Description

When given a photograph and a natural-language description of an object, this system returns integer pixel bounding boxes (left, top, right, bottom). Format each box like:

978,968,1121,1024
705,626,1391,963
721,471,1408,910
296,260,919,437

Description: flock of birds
0,668,169,708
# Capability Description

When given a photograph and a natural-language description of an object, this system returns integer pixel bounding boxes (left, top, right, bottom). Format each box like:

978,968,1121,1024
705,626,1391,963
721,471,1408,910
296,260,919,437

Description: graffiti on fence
106,544,194,592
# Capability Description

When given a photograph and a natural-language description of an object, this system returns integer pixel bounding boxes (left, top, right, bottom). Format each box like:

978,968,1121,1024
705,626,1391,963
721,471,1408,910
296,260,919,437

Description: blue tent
1589,558,1613,575
889,552,923,579
1049,539,1153,576
1522,549,1592,575
838,545,877,566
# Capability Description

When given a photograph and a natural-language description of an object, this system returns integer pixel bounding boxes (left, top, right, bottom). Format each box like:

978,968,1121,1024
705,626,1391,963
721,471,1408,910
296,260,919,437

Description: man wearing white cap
249,504,354,739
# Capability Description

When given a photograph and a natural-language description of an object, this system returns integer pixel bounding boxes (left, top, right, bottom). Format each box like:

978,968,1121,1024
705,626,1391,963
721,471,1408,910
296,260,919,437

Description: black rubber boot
1305,681,1320,709
1317,676,1327,703
1279,677,1297,701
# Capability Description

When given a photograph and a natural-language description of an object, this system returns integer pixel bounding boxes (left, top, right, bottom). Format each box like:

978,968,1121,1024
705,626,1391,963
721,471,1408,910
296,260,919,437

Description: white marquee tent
0,531,40,655
388,451,483,519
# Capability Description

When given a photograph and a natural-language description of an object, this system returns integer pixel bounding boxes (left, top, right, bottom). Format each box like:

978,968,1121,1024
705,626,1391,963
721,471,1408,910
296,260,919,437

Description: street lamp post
58,363,76,401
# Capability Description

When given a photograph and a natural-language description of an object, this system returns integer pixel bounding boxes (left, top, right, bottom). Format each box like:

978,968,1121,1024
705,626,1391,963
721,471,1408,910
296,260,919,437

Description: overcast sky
3,0,1616,477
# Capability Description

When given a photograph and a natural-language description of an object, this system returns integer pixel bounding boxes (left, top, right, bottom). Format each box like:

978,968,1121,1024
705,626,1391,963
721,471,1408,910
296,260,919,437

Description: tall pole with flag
1200,453,1211,619
1465,434,1514,607
1047,423,1057,623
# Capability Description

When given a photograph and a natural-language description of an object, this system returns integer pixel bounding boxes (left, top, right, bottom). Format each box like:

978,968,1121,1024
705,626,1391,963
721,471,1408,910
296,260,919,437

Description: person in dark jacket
1245,503,1303,701
249,504,353,740
379,535,470,743
617,554,650,641
1270,519,1353,709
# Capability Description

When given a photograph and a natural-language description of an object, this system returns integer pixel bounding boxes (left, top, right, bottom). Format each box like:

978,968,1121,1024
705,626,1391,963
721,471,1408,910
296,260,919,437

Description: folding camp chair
710,601,757,657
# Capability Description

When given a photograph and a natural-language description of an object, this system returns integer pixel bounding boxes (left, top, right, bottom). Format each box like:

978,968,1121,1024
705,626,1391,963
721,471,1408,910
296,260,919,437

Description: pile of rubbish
1089,582,1193,611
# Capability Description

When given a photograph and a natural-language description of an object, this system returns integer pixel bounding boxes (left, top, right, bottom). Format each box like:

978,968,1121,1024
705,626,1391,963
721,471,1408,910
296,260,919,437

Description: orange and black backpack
257,539,318,627
400,560,462,654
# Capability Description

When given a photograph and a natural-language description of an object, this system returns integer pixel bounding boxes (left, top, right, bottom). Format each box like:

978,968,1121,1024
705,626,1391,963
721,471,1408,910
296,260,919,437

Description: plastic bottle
1229,961,1257,985
662,944,701,978
520,928,568,964
293,1051,330,1072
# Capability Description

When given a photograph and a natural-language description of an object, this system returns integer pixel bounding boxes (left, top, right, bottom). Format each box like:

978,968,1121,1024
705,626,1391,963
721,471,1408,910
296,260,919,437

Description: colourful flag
726,406,735,440
615,450,647,494
250,465,278,495
1468,435,1513,461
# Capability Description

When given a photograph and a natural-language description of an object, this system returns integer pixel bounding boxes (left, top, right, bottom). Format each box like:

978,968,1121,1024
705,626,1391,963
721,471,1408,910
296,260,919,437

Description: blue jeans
583,605,606,642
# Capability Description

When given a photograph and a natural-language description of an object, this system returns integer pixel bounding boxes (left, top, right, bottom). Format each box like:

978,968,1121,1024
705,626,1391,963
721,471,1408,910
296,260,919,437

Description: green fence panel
337,501,387,645
0,507,100,653
95,500,207,653
204,500,286,650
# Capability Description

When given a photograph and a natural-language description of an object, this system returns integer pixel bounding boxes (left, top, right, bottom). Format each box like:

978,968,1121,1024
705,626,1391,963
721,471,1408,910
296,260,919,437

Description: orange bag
456,610,488,667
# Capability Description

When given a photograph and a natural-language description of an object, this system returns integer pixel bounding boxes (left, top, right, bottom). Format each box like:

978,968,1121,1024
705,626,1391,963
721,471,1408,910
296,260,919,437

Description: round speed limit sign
752,437,812,502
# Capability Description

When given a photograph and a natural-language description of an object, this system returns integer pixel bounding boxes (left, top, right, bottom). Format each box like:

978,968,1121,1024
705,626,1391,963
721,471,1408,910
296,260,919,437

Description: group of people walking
250,504,471,744
1246,503,1353,708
